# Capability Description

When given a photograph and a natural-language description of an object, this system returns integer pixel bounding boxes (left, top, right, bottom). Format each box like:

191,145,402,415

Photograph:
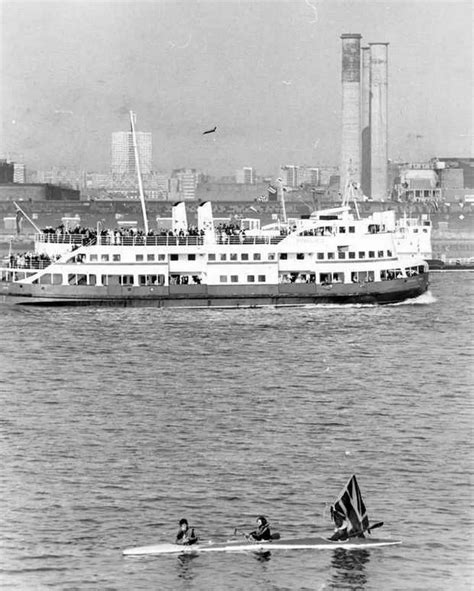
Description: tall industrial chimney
340,33,362,192
369,42,389,199
361,46,371,197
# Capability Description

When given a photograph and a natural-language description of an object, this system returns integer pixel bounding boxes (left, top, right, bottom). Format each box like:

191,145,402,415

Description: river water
0,272,472,591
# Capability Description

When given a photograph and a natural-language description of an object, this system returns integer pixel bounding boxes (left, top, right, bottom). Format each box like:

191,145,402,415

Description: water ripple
0,273,472,590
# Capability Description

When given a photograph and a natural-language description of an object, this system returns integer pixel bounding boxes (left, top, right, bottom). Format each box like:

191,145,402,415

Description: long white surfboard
123,536,401,556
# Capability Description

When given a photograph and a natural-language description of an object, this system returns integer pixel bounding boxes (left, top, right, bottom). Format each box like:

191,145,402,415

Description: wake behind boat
123,475,401,557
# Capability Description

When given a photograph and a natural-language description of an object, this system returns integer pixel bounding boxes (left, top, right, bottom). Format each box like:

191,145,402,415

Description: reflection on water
329,549,370,590
176,552,199,581
252,550,272,562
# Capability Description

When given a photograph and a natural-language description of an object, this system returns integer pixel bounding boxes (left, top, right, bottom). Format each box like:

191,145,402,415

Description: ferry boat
0,113,428,307
0,198,428,307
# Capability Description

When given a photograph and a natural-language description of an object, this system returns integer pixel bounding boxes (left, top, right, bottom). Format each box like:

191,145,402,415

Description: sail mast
129,110,149,234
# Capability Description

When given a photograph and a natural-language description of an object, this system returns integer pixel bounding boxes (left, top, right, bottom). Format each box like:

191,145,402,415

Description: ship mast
129,110,149,234
342,181,361,220
276,178,287,224
13,201,42,233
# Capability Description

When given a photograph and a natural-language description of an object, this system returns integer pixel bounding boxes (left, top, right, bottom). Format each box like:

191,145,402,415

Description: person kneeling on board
176,518,198,545
329,508,350,541
248,516,272,541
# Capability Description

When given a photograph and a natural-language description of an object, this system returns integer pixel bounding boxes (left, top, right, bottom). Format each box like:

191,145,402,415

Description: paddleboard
123,536,401,556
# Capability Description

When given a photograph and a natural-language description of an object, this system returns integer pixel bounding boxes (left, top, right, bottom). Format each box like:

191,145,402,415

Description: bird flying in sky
203,126,217,135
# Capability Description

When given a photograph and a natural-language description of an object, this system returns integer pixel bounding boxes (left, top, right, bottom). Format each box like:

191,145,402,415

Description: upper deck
35,232,287,247
34,214,391,249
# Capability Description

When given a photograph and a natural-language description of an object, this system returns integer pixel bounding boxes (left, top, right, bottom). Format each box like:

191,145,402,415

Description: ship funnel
172,201,188,234
198,201,215,239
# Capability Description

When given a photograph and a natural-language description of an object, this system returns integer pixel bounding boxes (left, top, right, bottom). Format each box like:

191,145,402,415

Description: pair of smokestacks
340,34,388,199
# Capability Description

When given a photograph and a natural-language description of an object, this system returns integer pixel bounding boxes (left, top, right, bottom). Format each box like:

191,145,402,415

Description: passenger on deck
248,516,271,541
176,518,198,545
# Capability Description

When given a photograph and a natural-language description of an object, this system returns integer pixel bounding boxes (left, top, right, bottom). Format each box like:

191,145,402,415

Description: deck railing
97,235,287,246
35,233,287,247
36,233,87,245
4,258,51,270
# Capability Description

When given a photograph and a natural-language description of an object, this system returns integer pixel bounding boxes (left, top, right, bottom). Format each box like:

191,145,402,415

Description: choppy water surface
1,272,473,590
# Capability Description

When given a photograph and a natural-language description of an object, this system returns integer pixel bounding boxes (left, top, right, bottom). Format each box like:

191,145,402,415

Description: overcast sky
1,0,472,176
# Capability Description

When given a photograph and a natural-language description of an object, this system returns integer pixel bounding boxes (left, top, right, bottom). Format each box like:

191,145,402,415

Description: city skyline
1,0,472,177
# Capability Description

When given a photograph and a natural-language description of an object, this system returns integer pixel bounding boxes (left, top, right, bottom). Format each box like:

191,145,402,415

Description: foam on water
389,290,437,306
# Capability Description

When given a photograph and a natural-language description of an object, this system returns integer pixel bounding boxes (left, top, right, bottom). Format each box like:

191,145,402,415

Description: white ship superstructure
1,199,428,307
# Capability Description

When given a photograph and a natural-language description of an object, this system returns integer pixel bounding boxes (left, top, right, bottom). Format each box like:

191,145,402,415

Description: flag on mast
330,475,370,535
268,185,277,198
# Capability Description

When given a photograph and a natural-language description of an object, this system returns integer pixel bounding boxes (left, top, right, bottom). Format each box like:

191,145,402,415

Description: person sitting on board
248,516,272,541
329,508,350,541
176,518,198,545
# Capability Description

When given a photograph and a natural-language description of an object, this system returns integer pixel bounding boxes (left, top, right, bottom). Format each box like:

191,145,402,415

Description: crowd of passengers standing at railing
36,221,292,249
40,223,248,242
6,252,57,270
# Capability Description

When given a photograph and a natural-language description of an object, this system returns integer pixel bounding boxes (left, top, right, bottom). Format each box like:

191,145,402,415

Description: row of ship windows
300,224,389,235
31,266,424,287
301,225,367,235
83,250,394,263
31,273,265,286
296,224,427,235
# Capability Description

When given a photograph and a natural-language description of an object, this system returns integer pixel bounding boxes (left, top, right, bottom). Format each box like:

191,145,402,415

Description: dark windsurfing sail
331,475,370,536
